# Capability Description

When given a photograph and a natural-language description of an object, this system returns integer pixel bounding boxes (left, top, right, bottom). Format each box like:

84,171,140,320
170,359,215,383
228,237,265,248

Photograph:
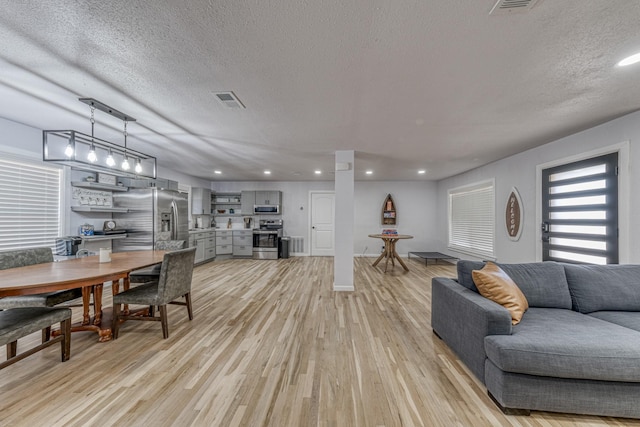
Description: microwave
254,204,280,215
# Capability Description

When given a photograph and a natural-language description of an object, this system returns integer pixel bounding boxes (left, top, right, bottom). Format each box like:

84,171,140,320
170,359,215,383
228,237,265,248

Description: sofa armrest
431,276,512,383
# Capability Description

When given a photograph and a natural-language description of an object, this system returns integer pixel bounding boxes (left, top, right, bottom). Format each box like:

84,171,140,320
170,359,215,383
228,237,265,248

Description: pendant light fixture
121,119,130,170
106,149,116,167
86,106,98,163
64,138,74,157
43,98,157,179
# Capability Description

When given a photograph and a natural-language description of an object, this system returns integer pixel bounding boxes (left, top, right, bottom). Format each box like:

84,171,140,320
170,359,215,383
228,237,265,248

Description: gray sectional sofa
431,260,640,418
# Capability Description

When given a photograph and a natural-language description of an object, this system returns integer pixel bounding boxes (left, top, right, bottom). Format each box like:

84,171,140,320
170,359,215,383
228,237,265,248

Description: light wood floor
1,257,638,427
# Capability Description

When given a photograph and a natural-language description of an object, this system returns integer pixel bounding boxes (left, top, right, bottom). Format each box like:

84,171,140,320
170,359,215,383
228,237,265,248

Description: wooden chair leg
42,326,51,343
61,317,71,362
159,305,169,339
112,303,121,339
185,292,193,320
7,341,17,359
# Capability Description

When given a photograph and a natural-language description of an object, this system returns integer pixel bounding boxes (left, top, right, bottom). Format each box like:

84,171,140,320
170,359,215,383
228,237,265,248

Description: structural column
334,150,354,291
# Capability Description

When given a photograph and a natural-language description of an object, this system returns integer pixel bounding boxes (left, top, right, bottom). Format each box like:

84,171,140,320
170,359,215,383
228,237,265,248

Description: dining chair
112,247,196,339
128,240,186,284
0,247,82,342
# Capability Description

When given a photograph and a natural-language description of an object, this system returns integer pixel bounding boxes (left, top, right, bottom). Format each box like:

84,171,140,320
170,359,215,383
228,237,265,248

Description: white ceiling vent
489,0,540,15
214,91,246,109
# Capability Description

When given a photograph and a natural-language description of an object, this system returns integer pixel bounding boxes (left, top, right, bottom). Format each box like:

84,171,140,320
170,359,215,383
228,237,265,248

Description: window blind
0,158,61,251
541,153,618,264
448,181,495,258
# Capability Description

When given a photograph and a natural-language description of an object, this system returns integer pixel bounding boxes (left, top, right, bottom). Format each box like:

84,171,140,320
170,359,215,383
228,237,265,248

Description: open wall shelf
382,194,397,225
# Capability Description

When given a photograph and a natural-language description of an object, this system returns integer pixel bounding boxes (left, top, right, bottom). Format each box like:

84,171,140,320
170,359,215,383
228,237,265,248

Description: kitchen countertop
189,228,256,233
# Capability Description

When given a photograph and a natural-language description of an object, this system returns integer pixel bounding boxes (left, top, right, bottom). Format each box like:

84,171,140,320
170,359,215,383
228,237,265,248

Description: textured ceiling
1,0,640,181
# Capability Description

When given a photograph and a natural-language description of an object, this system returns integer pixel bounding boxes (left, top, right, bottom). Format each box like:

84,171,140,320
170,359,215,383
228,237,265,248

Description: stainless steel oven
253,220,283,259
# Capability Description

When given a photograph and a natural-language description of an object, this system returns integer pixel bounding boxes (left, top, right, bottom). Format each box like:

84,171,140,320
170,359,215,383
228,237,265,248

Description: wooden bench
0,307,71,369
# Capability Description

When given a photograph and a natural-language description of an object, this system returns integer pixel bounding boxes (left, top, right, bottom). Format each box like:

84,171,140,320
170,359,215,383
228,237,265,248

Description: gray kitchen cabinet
233,230,253,257
216,230,233,255
190,232,206,264
255,191,281,205
241,191,255,214
191,187,211,215
204,232,216,260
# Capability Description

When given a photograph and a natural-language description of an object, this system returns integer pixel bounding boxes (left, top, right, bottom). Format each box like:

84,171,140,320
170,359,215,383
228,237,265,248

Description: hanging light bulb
86,106,97,162
106,149,116,167
64,138,74,157
134,158,142,174
120,119,130,170
87,143,97,163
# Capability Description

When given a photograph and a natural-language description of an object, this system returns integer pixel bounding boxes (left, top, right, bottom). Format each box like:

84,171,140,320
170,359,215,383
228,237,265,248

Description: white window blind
448,180,495,258
0,157,61,251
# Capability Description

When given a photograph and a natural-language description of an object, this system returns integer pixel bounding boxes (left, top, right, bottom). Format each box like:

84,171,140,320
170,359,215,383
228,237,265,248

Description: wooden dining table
0,250,165,342
368,234,413,272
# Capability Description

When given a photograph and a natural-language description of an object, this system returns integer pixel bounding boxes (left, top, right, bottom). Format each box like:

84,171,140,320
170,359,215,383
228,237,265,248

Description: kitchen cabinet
232,230,253,257
191,187,211,215
189,230,215,264
205,233,216,260
254,191,281,205
240,191,255,214
216,230,233,255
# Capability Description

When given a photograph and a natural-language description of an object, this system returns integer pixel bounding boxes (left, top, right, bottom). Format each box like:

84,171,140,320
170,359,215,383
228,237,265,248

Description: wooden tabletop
0,250,166,297
368,234,413,240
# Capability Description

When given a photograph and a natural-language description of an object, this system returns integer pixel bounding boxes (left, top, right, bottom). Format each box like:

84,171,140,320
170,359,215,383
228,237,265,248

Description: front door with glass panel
541,153,618,264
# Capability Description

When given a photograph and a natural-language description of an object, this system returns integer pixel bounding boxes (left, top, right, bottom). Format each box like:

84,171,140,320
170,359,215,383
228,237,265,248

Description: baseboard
333,283,354,292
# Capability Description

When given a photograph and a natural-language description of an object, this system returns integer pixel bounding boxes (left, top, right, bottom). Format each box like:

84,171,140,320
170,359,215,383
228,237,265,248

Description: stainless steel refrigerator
112,189,188,252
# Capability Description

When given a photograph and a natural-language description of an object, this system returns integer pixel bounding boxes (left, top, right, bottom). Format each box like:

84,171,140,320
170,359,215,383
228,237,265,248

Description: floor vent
289,236,304,254
489,0,540,15
214,91,246,109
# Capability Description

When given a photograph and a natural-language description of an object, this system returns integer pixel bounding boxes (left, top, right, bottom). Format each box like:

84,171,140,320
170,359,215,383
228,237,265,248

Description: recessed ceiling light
365,170,373,175
264,170,271,175
314,170,322,175
618,52,640,67
418,169,426,174
214,170,222,174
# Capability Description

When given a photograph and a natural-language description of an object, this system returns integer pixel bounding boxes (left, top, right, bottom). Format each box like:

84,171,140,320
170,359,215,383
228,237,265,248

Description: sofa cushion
564,264,640,313
456,260,485,291
484,308,640,382
589,311,640,333
472,262,528,325
457,260,572,309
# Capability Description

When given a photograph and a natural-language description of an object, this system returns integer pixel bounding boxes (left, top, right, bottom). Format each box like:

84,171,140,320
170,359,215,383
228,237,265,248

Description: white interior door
310,192,335,256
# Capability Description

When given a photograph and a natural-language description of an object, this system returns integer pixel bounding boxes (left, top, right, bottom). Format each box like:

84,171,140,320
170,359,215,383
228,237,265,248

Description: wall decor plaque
505,187,523,241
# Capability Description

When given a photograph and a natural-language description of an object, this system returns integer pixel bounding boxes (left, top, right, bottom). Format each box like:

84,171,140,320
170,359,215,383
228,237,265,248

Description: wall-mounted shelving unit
212,192,242,217
71,206,129,213
381,194,397,225
71,181,128,192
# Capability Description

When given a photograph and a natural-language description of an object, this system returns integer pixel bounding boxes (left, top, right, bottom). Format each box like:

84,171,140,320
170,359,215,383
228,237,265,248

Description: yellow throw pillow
472,262,529,325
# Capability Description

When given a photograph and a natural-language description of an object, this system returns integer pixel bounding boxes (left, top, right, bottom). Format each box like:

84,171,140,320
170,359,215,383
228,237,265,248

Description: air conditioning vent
489,0,540,15
214,91,246,109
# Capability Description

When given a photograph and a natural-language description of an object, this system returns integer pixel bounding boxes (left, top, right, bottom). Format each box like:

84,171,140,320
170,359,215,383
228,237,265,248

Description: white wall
435,110,640,263
354,181,438,257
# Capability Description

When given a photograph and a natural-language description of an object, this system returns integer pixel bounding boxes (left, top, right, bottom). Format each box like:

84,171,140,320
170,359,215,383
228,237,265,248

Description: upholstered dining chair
0,247,82,342
128,240,186,284
112,247,196,339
